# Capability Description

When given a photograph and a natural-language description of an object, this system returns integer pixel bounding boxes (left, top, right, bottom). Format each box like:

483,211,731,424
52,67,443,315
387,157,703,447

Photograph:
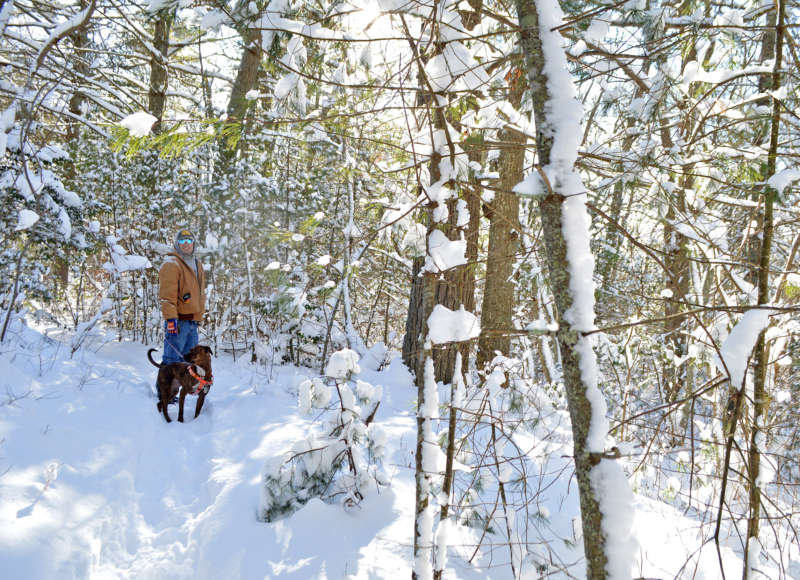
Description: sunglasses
178,238,194,244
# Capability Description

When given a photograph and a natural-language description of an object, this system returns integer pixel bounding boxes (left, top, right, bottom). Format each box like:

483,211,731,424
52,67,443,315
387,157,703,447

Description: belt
178,313,196,321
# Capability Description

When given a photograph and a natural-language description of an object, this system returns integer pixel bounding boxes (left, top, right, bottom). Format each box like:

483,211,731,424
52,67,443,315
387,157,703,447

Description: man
159,228,206,365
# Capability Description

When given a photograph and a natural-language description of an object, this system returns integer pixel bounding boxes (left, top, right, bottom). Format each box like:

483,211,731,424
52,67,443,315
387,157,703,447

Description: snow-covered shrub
254,263,345,370
258,348,387,522
1,126,99,315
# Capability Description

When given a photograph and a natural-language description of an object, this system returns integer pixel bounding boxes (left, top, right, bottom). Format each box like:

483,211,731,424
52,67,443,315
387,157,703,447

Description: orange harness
186,365,213,395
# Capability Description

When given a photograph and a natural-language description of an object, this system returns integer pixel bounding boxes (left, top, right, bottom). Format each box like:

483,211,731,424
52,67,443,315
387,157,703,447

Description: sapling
259,348,386,522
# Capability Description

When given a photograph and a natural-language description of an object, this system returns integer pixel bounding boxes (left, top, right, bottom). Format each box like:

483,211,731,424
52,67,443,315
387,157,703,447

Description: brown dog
148,345,213,423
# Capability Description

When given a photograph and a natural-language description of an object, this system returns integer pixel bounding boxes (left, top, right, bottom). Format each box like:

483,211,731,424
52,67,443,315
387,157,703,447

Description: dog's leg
178,388,187,422
194,392,206,418
159,375,180,423
159,396,172,422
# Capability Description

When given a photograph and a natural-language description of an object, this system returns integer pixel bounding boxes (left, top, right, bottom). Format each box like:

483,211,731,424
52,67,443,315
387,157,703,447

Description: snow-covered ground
0,320,787,579
0,323,423,579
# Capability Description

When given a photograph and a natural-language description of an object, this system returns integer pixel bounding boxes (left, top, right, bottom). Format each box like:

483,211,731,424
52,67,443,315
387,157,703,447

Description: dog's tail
147,349,163,368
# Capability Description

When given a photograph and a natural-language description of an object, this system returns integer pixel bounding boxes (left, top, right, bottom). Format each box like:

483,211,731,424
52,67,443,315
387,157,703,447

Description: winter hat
175,228,194,244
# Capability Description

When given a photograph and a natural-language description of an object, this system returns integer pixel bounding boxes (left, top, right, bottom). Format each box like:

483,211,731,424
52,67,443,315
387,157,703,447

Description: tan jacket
159,252,205,321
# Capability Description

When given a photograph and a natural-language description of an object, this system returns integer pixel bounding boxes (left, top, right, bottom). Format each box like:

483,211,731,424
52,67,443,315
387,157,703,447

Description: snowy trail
1,328,763,579
0,333,428,579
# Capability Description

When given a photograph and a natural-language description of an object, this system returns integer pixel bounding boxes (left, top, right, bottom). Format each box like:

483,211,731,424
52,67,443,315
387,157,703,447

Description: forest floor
0,320,775,579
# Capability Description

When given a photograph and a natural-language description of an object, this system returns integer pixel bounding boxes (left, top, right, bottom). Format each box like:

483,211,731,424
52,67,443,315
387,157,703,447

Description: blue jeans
162,319,199,364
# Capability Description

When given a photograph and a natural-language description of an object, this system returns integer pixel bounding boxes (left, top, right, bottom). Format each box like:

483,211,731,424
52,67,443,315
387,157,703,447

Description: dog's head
186,345,213,383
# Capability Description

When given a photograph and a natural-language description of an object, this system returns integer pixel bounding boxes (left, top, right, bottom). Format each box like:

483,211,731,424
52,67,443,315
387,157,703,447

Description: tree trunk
65,0,92,142
433,170,479,384
662,183,690,401
744,2,784,576
515,0,633,576
456,148,482,371
57,0,94,294
402,256,425,378
477,78,524,368
147,10,172,133
219,26,262,168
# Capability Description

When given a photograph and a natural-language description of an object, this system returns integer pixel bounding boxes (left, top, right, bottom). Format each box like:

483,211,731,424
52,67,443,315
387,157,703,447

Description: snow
767,168,800,196
274,73,298,100
0,321,770,579
12,169,77,207
107,253,151,274
424,229,466,272
423,42,489,93
324,348,361,379
0,326,416,579
526,318,558,334
427,305,480,344
403,223,428,257
715,308,774,387
0,104,16,157
584,18,609,44
147,0,168,11
119,111,158,137
199,9,228,30
713,8,745,30
204,232,219,251
414,357,439,580
15,209,40,231
36,4,94,66
682,62,772,86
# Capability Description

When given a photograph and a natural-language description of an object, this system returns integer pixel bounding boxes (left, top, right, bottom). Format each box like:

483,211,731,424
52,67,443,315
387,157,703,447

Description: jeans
162,319,199,364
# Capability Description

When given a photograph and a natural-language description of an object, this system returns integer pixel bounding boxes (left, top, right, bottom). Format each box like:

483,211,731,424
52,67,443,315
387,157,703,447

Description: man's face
177,236,194,253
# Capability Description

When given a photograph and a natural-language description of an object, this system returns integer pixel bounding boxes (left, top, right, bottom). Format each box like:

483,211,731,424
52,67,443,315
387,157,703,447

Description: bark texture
219,26,263,167
66,0,93,142
477,80,523,368
402,256,425,377
147,10,172,133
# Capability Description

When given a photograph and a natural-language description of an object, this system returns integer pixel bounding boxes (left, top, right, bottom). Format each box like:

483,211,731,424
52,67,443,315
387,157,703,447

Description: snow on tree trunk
342,144,366,355
514,0,636,577
413,357,439,580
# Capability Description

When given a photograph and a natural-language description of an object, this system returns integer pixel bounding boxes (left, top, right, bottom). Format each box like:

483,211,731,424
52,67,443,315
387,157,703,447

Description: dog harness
187,365,213,395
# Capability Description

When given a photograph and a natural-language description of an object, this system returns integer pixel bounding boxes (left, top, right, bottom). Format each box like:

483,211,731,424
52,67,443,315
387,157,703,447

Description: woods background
1,0,798,577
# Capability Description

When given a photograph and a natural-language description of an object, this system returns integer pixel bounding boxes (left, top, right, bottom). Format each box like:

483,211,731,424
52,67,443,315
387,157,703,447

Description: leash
164,334,188,362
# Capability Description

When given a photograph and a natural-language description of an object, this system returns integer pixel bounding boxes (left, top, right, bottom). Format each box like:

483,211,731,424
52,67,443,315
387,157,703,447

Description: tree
514,0,635,576
477,69,524,369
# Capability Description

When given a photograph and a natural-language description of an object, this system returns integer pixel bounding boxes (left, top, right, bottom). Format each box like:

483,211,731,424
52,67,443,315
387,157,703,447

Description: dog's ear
203,345,212,355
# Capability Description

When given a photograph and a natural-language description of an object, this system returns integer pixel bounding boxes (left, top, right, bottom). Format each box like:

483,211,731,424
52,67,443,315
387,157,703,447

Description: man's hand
166,318,178,334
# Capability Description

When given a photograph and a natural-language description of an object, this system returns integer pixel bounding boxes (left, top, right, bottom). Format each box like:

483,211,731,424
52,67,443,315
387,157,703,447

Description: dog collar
187,365,212,395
